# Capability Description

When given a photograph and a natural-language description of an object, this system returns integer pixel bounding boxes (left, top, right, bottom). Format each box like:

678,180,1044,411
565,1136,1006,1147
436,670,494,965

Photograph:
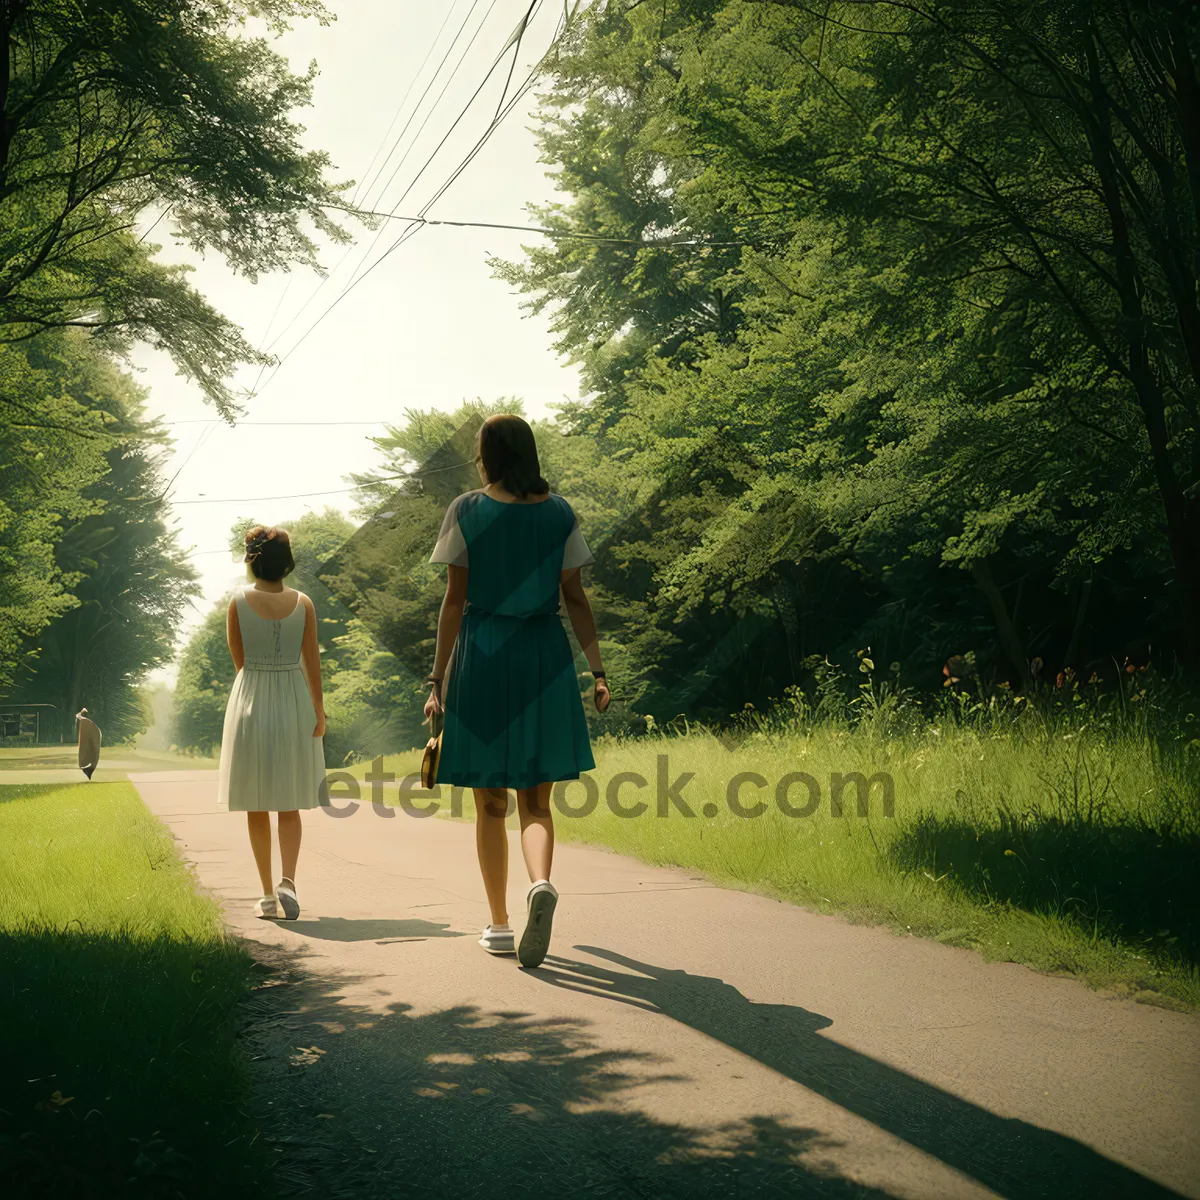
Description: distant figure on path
425,414,610,968
218,526,328,920
76,708,101,779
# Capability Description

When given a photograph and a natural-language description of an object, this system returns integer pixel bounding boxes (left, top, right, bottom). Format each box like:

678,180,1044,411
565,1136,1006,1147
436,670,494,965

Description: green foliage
492,0,1200,704
544,690,1200,1009
4,337,199,743
0,341,111,691
1,0,362,415
171,604,232,755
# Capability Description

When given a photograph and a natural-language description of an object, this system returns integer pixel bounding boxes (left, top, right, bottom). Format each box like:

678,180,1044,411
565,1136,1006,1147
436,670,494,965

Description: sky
134,1,584,681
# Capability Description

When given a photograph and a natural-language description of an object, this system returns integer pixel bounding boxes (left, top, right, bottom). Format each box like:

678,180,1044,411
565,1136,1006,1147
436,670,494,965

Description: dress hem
435,769,594,790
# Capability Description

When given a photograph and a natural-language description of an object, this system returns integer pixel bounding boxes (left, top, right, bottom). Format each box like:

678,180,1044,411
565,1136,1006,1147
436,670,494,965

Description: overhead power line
162,419,399,427
253,1,560,399
348,0,468,211
348,210,755,248
171,457,474,507
247,0,489,397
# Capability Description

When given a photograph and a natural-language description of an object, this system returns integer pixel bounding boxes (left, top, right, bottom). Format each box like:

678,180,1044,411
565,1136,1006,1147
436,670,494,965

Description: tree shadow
888,811,1200,965
239,945,897,1199
282,918,465,943
524,947,1185,1200
0,927,271,1198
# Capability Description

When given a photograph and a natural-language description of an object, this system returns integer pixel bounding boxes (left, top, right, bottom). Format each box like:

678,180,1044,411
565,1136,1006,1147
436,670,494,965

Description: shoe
254,895,279,919
276,878,300,920
518,880,558,969
479,924,515,954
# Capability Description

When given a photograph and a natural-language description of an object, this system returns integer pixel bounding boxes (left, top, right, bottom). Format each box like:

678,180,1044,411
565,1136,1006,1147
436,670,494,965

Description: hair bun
245,525,283,555
242,525,295,581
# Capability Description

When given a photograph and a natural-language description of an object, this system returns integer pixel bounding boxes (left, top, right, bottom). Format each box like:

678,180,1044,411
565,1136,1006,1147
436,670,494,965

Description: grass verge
0,781,270,1198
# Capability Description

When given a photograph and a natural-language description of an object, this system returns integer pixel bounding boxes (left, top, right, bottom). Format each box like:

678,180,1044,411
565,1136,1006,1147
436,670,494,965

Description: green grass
0,781,271,1198
557,721,1199,1009
351,707,1200,1010
0,746,219,772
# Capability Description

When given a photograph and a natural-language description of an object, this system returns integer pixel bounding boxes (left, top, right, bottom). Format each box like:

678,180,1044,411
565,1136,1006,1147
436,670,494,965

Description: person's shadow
532,947,1185,1200
283,918,465,943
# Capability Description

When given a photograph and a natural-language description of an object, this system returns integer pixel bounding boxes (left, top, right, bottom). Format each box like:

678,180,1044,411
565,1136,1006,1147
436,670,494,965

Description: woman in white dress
217,525,328,920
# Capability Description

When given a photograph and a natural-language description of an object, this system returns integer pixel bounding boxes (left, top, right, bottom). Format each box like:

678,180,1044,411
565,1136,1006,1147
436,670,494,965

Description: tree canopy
1,0,360,417
488,0,1200,703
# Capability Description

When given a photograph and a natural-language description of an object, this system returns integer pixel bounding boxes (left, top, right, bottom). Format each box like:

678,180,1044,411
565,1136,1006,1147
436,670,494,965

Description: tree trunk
971,558,1033,689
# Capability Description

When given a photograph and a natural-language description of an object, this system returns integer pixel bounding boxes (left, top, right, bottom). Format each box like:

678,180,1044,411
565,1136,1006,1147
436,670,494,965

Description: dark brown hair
244,525,295,582
475,414,549,499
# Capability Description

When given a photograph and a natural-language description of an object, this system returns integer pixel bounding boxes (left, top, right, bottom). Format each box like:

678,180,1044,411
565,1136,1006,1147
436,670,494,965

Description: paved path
133,771,1199,1200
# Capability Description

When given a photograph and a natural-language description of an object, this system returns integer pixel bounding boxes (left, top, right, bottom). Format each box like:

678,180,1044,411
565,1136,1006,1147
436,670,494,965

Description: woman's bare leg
246,812,273,893
516,782,554,883
277,810,302,883
474,787,511,925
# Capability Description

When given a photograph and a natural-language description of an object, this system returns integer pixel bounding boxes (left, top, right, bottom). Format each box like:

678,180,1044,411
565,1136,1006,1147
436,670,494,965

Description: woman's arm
299,594,326,736
561,568,609,711
226,598,245,672
425,565,467,718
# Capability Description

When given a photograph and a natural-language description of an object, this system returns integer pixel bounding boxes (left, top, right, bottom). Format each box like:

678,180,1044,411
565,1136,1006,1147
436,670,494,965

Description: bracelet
592,670,606,679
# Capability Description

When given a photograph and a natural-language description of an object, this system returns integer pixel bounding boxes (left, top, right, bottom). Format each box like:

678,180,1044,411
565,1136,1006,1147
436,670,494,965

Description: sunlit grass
0,781,269,1196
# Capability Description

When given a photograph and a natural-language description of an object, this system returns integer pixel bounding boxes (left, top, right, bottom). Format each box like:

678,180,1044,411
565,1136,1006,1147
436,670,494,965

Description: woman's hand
423,684,443,724
594,677,611,712
313,706,326,738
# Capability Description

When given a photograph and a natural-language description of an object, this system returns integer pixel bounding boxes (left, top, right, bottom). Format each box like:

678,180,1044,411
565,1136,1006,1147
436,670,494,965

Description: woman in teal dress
425,414,609,968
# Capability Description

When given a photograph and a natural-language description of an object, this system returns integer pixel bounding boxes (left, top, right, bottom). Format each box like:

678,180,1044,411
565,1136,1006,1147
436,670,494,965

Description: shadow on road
526,946,1184,1200
283,918,465,943
241,945,895,1199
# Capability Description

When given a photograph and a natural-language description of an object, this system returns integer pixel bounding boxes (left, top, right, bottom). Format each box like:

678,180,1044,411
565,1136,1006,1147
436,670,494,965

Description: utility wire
348,0,466,210
173,459,475,510
254,0,488,370
350,0,495,246
340,0,513,296
162,419,400,427
254,2,554,399
349,210,756,248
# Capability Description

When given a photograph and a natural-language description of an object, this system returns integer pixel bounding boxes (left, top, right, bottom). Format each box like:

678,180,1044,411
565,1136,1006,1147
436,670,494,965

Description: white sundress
217,589,328,812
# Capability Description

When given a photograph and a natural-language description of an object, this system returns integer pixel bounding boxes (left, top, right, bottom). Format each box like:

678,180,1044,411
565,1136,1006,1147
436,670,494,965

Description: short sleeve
429,495,469,567
561,510,595,571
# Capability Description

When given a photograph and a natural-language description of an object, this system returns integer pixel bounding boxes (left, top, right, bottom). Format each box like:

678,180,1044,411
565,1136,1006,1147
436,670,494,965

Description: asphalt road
132,770,1200,1200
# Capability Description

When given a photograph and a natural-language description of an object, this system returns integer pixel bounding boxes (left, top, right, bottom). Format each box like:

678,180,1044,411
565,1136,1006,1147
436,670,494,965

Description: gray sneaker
518,881,558,968
276,878,300,920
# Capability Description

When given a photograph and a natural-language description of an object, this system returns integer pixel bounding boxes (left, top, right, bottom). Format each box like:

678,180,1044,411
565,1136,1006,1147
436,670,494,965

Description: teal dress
429,490,596,789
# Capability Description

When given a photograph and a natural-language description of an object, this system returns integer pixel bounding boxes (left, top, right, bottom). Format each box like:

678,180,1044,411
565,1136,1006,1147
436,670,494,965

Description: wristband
592,670,606,679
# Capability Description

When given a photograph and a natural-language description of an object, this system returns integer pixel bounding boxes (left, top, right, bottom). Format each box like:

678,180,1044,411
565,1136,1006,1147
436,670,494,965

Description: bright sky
134,2,582,681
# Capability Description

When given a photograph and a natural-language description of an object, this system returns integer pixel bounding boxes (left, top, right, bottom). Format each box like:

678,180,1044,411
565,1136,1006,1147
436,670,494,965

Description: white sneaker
518,880,558,968
254,895,279,919
479,924,515,954
276,878,300,921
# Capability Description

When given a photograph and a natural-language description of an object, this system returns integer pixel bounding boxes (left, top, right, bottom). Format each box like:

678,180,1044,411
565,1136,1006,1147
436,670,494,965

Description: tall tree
495,0,1196,694
0,0,360,416
6,335,198,741
0,337,110,690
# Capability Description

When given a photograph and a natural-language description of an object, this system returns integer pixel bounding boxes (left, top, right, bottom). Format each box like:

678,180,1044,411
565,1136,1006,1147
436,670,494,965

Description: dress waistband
242,661,303,672
463,601,558,619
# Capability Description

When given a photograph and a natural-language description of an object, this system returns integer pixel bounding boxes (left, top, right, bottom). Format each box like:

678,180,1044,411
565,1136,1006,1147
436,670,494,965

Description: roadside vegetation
0,781,271,1196
347,665,1200,1011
